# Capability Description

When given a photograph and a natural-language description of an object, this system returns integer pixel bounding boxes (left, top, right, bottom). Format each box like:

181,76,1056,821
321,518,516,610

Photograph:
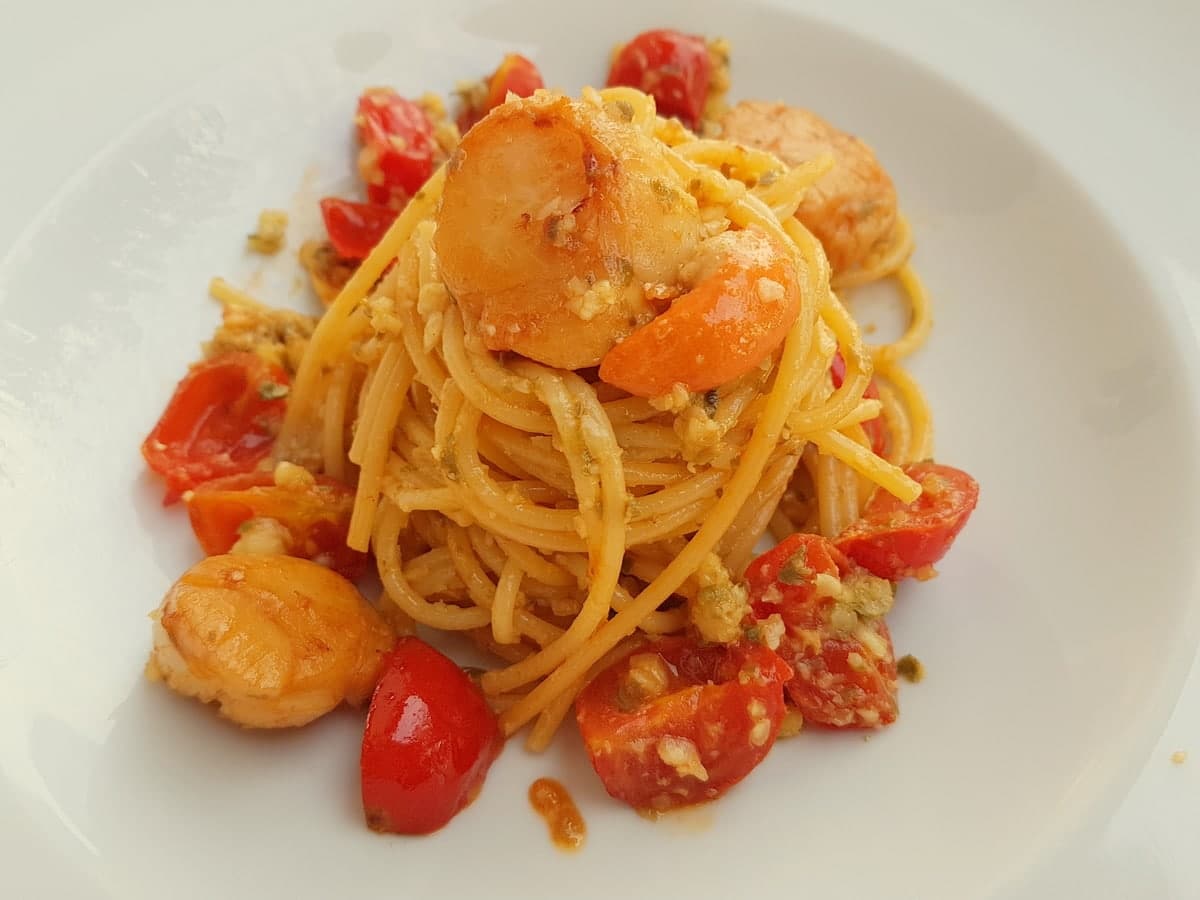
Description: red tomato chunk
576,636,792,812
361,638,502,835
607,29,713,130
746,533,899,728
141,353,288,504
835,462,979,581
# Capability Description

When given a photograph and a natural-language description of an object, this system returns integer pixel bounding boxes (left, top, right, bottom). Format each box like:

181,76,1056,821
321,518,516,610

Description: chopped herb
743,625,762,643
258,381,290,401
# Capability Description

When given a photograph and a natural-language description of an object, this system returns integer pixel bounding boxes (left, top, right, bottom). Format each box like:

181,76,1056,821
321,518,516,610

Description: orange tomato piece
598,227,800,397
185,471,367,579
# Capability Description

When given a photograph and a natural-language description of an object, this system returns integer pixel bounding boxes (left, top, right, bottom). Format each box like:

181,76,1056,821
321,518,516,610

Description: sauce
528,778,585,851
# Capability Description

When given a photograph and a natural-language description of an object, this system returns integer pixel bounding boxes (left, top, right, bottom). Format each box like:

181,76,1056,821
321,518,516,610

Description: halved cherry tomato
185,471,367,579
485,53,543,113
141,353,289,504
361,637,502,835
747,533,899,728
834,462,979,581
458,54,546,133
319,197,397,261
830,350,888,457
606,29,713,130
356,88,437,209
575,636,792,812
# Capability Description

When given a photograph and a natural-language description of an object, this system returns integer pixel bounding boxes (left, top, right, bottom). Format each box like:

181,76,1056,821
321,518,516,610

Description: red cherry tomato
747,533,899,728
360,637,503,835
835,462,980,581
575,636,792,812
141,353,289,504
319,197,397,260
185,471,367,579
485,53,544,112
355,88,437,209
458,53,546,133
830,351,888,457
606,29,713,130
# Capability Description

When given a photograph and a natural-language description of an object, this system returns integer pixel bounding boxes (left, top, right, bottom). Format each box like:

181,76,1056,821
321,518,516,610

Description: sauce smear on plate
528,778,585,851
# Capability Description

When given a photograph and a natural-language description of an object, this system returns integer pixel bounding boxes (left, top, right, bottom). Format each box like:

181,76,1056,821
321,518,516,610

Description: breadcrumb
897,654,925,683
1171,750,1187,765
246,209,288,254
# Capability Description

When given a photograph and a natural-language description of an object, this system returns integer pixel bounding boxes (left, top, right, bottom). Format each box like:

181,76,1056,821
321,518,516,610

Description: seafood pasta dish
139,29,978,839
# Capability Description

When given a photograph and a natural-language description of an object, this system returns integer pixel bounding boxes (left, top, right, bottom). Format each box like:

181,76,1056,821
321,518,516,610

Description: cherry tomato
835,462,980,581
319,197,397,261
458,54,546,133
830,351,888,457
575,636,792,812
355,88,437,209
485,53,544,113
361,637,503,835
606,29,713,130
185,471,367,579
747,533,899,728
141,353,289,504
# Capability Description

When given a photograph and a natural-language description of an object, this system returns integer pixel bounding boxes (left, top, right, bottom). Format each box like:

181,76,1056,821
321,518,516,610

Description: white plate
3,1,1200,898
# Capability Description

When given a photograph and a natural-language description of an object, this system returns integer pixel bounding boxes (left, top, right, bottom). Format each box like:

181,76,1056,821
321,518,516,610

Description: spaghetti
140,29,982,835
275,86,927,742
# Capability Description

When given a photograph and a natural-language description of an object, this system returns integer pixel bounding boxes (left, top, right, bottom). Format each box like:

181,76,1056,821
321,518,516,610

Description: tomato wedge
141,353,289,504
485,53,543,113
575,637,792,812
458,53,546,133
319,197,397,261
599,228,800,397
830,351,888,457
185,470,367,579
835,462,980,581
606,29,713,130
747,533,899,728
361,637,502,835
356,88,437,209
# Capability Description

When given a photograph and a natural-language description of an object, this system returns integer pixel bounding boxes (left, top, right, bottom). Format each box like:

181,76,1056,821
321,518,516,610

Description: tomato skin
458,54,546,133
835,462,980,581
575,637,792,812
185,471,367,579
485,53,544,112
747,533,899,728
598,228,800,397
606,29,712,130
360,637,502,835
355,89,437,208
830,351,888,457
319,197,397,260
141,353,289,504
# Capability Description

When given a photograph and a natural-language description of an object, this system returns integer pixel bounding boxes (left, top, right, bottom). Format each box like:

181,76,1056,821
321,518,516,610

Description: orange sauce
528,778,585,851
